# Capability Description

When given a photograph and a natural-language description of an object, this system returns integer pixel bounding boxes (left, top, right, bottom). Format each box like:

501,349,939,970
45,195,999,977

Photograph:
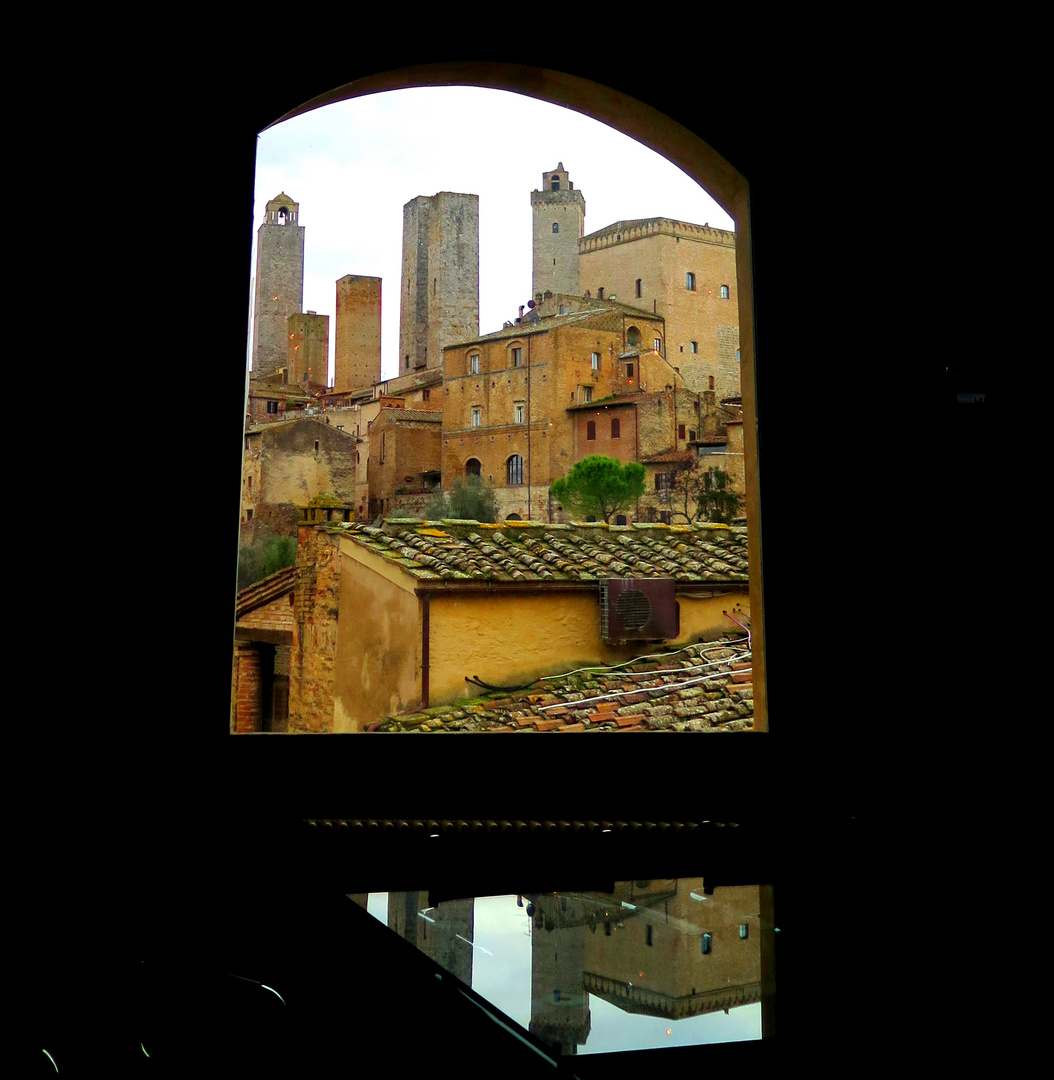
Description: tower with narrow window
531,163,585,300
251,192,305,379
334,275,381,392
398,192,479,374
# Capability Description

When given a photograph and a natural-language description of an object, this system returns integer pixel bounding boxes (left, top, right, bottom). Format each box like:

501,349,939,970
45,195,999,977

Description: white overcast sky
251,86,735,385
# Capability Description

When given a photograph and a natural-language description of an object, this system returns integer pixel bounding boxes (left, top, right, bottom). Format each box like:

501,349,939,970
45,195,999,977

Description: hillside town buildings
235,173,749,735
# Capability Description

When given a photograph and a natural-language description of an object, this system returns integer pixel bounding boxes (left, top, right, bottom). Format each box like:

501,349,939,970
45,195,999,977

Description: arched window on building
466,458,481,478
551,175,560,191
552,222,559,233
709,375,715,390
686,271,696,290
635,278,642,298
626,326,641,347
720,284,730,299
507,455,524,485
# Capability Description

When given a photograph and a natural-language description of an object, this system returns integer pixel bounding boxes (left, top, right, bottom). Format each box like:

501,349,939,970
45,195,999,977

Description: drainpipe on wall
421,593,430,708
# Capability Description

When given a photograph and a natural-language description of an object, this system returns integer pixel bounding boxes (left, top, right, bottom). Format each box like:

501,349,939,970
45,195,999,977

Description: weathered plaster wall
332,541,420,732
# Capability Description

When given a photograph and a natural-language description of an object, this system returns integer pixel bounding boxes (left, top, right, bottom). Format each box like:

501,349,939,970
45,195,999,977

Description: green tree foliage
664,461,743,524
424,475,500,522
550,455,645,523
237,535,297,591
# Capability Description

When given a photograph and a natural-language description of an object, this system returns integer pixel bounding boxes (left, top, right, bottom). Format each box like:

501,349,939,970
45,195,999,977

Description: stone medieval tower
252,193,305,378
399,192,479,373
334,275,381,393
531,163,585,300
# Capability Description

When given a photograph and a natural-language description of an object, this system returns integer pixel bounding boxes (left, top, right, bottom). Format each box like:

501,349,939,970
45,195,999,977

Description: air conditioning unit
600,578,679,643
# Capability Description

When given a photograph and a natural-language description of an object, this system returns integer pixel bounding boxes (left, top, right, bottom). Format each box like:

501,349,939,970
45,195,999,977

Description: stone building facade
334,274,381,393
578,217,739,401
441,300,675,522
532,162,585,299
251,192,304,378
241,416,357,544
398,192,480,374
367,406,442,519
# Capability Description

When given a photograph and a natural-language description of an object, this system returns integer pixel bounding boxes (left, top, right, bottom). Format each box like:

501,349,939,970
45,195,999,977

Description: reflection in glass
353,878,766,1055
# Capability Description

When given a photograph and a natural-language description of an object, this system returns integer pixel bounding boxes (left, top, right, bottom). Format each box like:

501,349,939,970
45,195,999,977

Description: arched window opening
552,222,559,233
720,284,730,299
635,278,642,298
507,455,524,485
686,271,696,290
466,458,482,478
626,326,641,347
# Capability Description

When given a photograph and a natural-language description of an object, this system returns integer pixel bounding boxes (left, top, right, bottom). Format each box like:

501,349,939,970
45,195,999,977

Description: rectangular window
655,473,673,491
689,341,698,353
244,435,250,450
380,433,385,463
598,287,604,300
583,386,592,403
246,508,253,521
678,424,686,440
654,338,662,353
721,284,730,299
686,272,695,290
626,363,634,379
471,407,481,427
422,388,430,401
267,400,278,414
689,429,696,441
591,352,600,371
514,403,524,424
587,420,596,441
611,418,620,438
512,348,522,367
247,476,251,491
470,355,480,374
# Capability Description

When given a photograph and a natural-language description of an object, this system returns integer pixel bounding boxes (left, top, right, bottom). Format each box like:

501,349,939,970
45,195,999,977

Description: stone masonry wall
426,192,479,371
287,311,329,387
288,525,342,733
252,221,304,377
334,275,381,392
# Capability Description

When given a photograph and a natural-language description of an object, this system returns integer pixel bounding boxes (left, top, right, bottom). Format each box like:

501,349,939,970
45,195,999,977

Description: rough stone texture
252,193,304,378
578,219,739,402
241,417,357,543
286,311,329,388
287,526,342,733
440,304,664,521
368,407,442,519
334,275,381,393
399,193,479,374
532,163,585,299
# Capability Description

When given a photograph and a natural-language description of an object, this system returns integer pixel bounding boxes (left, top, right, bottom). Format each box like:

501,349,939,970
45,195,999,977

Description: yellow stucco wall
426,587,749,707
332,544,421,732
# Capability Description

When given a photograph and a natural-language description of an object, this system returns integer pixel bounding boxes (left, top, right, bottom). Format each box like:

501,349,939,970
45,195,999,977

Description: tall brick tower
399,192,479,373
252,192,304,378
531,163,585,300
334,275,381,392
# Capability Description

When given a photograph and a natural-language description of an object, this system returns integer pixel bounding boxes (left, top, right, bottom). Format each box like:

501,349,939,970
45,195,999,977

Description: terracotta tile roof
342,520,749,584
380,409,443,423
235,565,297,620
641,449,694,465
369,636,754,733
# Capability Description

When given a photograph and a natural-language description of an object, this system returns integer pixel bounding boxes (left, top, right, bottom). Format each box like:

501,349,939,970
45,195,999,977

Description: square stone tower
286,311,329,387
252,192,305,378
531,163,585,300
334,275,381,393
399,192,479,374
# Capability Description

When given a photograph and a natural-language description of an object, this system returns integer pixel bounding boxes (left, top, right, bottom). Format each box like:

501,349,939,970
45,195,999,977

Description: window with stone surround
507,455,524,485
471,406,481,427
511,347,522,367
470,354,480,374
582,386,592,403
591,351,600,371
514,402,524,424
